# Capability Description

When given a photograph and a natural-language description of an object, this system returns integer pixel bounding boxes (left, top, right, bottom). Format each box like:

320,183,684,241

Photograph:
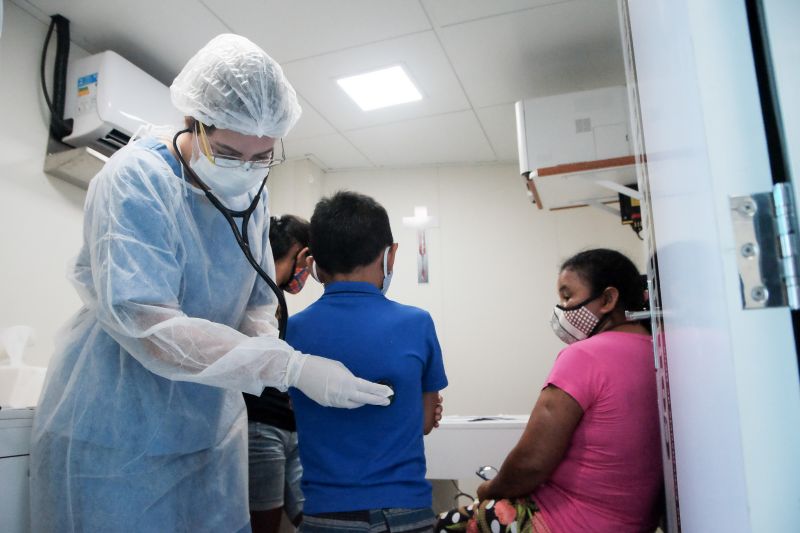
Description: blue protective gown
30,138,297,532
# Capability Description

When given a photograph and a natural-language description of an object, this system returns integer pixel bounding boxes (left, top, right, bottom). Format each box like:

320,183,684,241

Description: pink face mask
550,294,604,344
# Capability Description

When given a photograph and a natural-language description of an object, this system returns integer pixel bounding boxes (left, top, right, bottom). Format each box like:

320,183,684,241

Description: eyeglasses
475,465,498,481
197,123,286,170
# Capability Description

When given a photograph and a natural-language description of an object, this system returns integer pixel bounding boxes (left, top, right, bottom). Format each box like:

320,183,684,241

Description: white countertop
425,415,529,479
435,415,529,429
0,407,35,421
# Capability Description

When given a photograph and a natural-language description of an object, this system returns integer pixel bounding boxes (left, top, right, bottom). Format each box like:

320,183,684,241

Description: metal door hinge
730,183,800,309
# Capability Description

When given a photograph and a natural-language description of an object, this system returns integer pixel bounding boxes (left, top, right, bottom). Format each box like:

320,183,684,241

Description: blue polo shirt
287,281,448,514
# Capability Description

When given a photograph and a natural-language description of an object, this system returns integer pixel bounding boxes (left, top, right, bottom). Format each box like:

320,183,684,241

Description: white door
621,1,800,531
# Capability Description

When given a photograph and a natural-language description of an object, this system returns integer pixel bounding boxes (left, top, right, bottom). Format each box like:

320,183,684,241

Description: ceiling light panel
337,66,422,111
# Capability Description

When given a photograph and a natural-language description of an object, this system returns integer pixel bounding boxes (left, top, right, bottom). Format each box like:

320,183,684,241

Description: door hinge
730,182,800,309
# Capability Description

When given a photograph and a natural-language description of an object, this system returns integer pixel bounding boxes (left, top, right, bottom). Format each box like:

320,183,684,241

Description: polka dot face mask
550,295,603,344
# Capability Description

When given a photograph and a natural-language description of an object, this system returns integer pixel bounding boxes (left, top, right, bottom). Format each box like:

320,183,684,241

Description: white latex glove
287,353,392,408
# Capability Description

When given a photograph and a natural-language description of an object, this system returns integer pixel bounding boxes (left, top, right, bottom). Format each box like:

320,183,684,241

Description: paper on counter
0,326,46,409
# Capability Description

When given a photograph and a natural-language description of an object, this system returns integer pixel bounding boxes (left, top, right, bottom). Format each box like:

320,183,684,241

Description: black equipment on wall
40,14,73,140
619,183,643,240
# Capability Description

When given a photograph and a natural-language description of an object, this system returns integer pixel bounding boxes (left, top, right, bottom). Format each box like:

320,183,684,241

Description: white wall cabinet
0,408,34,533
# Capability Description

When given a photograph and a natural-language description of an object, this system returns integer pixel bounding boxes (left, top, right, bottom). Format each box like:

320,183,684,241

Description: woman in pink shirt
437,249,662,533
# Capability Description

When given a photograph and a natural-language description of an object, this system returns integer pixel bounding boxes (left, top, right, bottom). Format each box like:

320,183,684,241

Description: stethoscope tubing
172,128,288,340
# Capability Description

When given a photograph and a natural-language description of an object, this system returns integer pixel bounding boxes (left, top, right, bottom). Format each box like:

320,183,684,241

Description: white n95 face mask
189,152,268,199
381,246,393,295
550,296,602,345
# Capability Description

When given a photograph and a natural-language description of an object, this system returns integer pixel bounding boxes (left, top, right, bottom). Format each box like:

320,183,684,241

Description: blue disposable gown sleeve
73,149,303,395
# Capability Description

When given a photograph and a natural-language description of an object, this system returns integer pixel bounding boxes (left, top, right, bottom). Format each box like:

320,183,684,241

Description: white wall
269,162,646,416
0,0,88,367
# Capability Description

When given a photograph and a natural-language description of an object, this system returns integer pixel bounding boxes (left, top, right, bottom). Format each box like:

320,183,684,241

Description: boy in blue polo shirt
287,191,448,533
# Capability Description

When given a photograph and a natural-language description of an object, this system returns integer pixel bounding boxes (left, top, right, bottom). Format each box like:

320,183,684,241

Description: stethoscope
172,128,288,340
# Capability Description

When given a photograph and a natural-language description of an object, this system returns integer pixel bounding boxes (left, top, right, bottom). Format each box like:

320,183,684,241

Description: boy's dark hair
561,248,647,313
310,191,393,274
269,215,309,261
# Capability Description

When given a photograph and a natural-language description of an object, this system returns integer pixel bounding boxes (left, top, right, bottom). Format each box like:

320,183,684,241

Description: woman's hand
476,480,494,501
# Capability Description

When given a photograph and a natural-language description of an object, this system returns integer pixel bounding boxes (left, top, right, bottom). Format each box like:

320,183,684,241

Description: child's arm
423,391,441,435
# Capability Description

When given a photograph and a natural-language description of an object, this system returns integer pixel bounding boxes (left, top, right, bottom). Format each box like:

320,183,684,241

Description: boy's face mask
381,246,393,295
281,249,309,294
282,266,309,294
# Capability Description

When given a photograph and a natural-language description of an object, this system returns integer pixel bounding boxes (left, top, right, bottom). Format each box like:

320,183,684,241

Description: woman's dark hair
310,191,393,274
561,248,647,313
269,215,310,261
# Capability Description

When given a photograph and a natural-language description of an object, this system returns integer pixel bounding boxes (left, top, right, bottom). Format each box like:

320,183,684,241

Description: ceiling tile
344,111,495,167
421,0,564,27
281,32,470,132
475,104,520,162
436,0,625,107
285,134,373,171
285,97,336,140
15,0,629,171
21,0,229,85
199,0,431,63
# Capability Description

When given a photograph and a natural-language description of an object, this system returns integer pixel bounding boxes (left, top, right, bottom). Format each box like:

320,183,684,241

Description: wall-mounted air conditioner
515,86,637,210
45,51,183,188
63,50,183,152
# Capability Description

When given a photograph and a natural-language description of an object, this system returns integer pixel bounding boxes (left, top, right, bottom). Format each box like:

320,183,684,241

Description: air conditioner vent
97,128,131,151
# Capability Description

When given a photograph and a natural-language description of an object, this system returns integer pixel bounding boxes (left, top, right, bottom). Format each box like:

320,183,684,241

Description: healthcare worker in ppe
29,34,391,533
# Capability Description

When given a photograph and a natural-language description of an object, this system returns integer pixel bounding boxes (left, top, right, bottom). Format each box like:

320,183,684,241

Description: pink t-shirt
532,331,662,533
